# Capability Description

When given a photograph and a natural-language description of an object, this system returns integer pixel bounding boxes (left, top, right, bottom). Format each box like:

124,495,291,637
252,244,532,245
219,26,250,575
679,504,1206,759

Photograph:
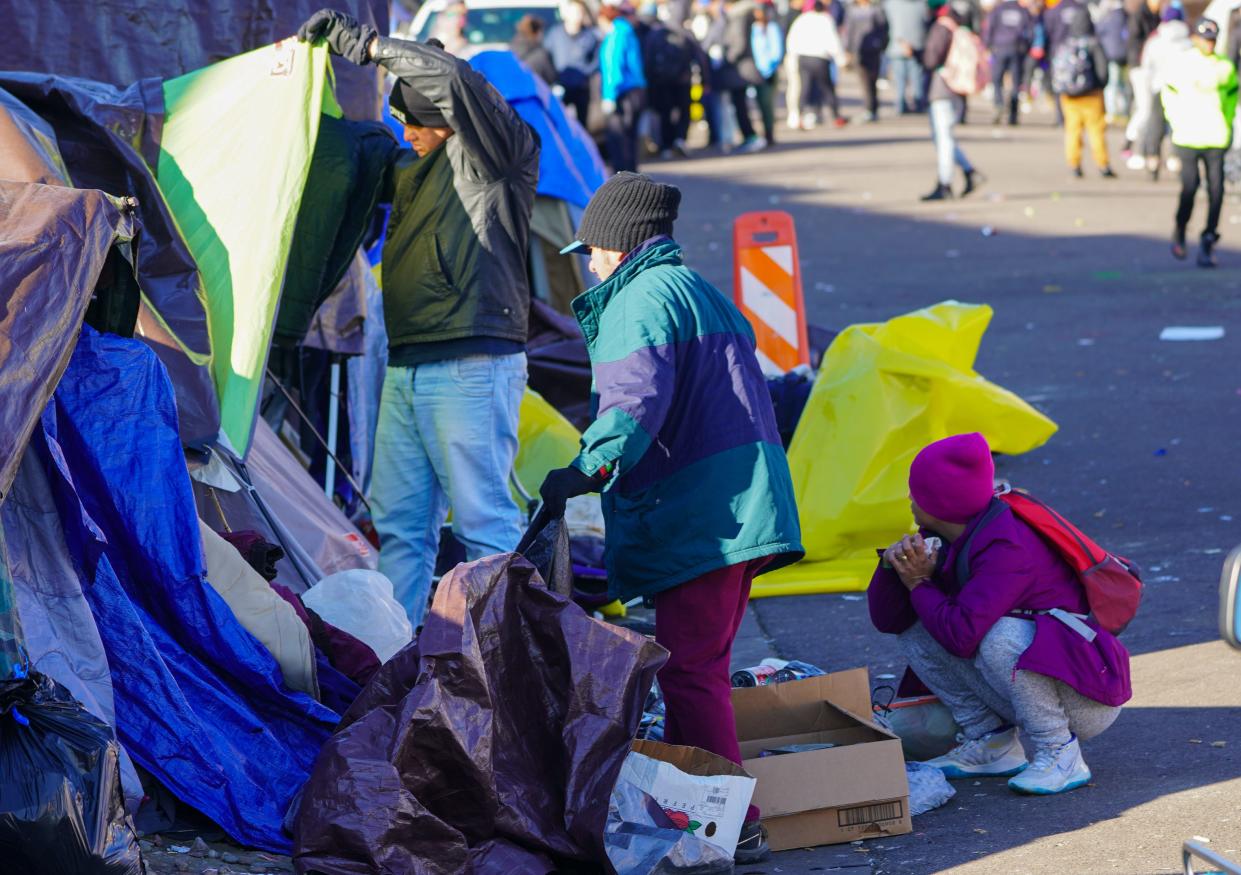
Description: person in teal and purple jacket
539,172,803,864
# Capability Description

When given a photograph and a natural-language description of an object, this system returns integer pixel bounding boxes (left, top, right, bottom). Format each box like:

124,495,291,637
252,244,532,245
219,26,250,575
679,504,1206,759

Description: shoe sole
1008,772,1091,795
934,761,1029,779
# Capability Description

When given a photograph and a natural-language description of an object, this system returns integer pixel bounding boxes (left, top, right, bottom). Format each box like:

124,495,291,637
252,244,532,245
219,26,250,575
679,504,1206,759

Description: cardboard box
732,668,912,851
627,740,757,855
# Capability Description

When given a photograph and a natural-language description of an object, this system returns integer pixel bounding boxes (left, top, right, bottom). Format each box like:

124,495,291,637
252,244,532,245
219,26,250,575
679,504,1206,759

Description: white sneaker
1007,736,1091,795
786,112,801,129
1126,153,1146,171
1166,155,1183,173
921,727,1029,779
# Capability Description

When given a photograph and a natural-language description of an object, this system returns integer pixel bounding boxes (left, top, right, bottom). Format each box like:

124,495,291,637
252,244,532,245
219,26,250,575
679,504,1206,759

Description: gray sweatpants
900,618,1121,748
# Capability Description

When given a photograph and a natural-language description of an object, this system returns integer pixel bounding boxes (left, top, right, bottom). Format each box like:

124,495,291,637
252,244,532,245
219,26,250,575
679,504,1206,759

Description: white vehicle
403,0,562,56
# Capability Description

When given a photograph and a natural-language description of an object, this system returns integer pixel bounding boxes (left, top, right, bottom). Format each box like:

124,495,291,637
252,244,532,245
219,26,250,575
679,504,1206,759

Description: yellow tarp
514,389,581,505
752,301,1058,598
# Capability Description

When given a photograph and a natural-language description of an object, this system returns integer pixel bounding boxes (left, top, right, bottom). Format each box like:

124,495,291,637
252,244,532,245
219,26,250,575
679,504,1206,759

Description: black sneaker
961,169,985,198
1171,228,1187,260
734,819,771,865
1101,167,1117,179
1198,232,1219,268
1071,166,1084,179
921,183,953,201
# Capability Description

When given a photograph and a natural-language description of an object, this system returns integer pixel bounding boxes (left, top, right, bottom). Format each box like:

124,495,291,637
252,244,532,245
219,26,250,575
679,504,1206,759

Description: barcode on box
705,795,728,805
837,801,904,828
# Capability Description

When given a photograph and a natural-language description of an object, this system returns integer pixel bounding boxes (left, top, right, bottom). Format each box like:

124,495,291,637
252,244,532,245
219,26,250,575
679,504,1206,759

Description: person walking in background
750,0,785,145
920,2,983,200
1095,0,1130,124
697,0,733,148
845,0,890,121
546,0,601,125
1053,8,1117,179
723,0,766,152
1124,0,1164,161
600,3,648,172
884,0,930,113
1162,18,1239,267
541,171,803,866
642,6,700,158
984,0,1034,125
511,14,559,84
1141,14,1192,179
1043,0,1091,126
787,0,850,127
297,9,540,629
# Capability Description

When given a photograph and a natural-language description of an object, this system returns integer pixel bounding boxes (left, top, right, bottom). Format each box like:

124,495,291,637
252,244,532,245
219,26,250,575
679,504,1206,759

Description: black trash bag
293,551,668,875
517,512,573,597
605,777,734,875
0,670,145,875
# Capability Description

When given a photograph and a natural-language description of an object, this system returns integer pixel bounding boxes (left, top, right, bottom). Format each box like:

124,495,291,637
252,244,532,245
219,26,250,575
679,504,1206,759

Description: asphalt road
649,86,1241,875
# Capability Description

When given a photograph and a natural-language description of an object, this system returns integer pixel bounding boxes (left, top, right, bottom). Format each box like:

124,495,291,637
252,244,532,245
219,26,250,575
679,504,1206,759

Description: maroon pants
654,557,769,822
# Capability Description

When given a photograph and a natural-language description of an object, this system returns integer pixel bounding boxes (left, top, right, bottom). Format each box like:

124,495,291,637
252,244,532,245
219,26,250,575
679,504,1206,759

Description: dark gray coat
374,37,540,348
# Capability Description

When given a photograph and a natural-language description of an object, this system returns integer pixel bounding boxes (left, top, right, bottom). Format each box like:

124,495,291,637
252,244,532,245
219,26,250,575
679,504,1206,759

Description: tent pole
325,360,341,500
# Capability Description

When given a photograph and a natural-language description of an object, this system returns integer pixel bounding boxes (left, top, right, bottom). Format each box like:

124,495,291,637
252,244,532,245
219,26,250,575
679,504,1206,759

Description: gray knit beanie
561,172,681,254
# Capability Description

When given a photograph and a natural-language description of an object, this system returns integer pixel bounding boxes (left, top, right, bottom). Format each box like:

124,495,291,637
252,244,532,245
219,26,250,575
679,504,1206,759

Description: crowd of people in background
483,0,1238,263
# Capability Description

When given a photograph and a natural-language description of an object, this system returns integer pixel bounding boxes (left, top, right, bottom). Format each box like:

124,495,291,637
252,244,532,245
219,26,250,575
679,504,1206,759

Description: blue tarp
35,326,338,852
383,49,606,208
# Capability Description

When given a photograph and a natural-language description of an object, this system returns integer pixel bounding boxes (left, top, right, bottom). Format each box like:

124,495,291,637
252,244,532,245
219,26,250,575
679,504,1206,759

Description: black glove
297,8,378,65
538,466,597,520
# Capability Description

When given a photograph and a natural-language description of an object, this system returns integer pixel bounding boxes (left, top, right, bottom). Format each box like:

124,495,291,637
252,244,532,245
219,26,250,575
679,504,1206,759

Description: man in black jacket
984,0,1034,125
299,9,540,628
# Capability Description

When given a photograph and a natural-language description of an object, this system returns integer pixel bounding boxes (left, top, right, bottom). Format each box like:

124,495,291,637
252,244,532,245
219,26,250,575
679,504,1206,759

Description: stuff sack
959,489,1142,634
1051,36,1101,97
0,670,145,875
941,22,989,96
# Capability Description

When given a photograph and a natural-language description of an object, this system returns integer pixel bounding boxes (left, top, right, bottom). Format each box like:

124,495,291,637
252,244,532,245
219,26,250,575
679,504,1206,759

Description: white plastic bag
302,570,413,663
906,762,956,816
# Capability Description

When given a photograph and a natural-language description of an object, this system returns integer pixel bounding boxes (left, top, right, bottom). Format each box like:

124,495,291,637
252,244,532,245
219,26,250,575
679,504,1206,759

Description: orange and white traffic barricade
731,211,810,375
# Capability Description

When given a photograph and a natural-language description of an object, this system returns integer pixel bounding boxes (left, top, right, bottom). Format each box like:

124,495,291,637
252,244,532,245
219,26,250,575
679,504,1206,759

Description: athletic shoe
1172,227,1188,260
1166,154,1182,173
1071,166,1084,179
1126,153,1146,171
736,136,767,154
961,169,985,197
833,116,849,128
1100,167,1117,179
786,112,801,129
734,820,771,864
920,182,953,201
921,726,1029,778
673,139,690,158
1199,232,1219,268
1008,736,1091,795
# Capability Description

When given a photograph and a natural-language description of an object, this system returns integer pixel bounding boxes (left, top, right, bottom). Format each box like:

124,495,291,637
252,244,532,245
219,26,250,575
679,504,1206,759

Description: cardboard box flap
632,739,754,779
745,738,910,818
732,668,874,741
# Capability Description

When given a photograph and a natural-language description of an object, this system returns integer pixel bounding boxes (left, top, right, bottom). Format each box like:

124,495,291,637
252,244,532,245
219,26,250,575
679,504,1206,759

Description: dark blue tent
35,326,339,852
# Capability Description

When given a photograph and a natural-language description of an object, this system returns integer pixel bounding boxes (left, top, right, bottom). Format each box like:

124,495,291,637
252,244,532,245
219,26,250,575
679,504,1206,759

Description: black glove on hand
538,466,597,519
297,8,377,65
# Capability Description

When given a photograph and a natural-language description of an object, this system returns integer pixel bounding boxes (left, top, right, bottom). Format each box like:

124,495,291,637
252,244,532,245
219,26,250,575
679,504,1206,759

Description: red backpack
956,487,1143,634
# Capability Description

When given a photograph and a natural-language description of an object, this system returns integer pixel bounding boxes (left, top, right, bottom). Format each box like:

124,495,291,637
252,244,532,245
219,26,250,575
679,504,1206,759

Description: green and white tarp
157,39,339,453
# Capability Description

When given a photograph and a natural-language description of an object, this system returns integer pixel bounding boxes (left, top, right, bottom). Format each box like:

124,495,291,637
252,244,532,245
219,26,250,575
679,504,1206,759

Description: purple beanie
909,433,995,524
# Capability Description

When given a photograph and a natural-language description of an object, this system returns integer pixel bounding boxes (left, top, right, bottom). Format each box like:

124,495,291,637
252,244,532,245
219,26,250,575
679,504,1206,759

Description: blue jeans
370,353,527,627
889,55,925,113
930,96,973,186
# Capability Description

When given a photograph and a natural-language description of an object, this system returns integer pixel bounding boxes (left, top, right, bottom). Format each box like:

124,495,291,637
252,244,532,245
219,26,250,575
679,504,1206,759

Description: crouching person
538,172,804,862
868,432,1131,795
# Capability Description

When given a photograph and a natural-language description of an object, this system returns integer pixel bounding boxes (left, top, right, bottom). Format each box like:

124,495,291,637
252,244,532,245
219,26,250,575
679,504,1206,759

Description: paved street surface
657,89,1241,874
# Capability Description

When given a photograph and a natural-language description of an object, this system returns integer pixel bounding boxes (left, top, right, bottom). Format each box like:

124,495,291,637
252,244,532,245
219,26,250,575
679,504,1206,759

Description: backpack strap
953,496,1009,586
1009,608,1098,642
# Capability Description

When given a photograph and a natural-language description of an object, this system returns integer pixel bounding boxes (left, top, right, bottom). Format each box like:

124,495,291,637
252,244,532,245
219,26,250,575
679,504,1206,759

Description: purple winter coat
868,500,1132,707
